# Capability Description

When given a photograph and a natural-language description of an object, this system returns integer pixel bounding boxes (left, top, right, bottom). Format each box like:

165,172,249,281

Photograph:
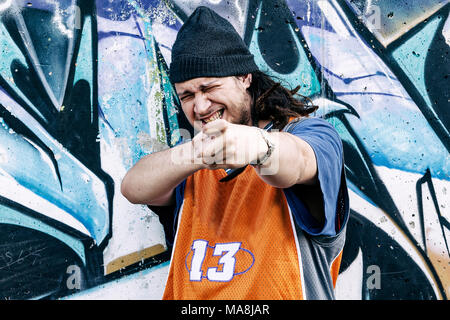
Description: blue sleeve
282,117,348,237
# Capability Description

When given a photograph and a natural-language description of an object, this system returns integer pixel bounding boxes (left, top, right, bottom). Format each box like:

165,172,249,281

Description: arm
200,119,317,188
121,139,203,206
253,131,318,188
254,130,323,225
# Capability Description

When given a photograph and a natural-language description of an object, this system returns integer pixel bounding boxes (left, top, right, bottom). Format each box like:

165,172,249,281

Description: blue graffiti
0,0,448,300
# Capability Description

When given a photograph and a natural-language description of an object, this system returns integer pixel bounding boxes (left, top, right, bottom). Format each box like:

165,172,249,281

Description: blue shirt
282,117,347,236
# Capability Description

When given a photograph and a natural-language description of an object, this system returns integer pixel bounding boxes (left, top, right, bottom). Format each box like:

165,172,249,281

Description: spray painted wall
0,0,448,300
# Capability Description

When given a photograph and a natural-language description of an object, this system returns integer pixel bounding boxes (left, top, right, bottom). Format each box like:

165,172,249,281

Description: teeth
204,110,223,123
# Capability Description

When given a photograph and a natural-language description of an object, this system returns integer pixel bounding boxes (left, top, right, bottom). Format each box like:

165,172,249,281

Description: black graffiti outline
416,168,450,258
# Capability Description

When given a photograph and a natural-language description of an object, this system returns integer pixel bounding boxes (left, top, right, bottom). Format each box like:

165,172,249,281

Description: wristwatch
255,128,276,166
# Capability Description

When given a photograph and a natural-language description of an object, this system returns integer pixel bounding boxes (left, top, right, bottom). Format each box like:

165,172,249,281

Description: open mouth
201,109,224,126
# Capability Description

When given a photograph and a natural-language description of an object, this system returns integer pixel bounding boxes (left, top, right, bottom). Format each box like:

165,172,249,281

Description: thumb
202,119,228,136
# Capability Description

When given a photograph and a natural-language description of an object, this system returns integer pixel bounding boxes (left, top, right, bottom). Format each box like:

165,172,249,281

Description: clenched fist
191,119,269,170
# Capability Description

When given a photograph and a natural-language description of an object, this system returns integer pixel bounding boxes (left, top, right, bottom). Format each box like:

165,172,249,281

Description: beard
235,105,251,126
233,92,253,126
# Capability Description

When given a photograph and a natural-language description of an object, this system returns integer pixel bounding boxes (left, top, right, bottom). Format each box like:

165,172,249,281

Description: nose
193,93,211,117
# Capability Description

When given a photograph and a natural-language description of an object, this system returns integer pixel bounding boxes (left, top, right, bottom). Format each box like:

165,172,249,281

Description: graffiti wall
0,0,448,300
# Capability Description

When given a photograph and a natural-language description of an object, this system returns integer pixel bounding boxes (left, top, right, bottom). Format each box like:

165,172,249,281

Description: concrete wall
0,0,448,299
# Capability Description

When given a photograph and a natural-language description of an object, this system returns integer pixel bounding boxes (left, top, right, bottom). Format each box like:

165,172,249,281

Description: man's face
175,74,253,130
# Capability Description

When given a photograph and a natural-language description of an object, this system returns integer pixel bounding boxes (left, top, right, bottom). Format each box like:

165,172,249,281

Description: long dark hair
248,70,318,130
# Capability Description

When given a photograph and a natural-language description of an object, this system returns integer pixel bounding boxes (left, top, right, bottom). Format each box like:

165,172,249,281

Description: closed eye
202,84,221,93
177,82,221,101
179,93,193,101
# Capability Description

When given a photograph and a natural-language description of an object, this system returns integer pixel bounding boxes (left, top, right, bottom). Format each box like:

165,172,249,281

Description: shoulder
283,116,343,158
284,117,341,139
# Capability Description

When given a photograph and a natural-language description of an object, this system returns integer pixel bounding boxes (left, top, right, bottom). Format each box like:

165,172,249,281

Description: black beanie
169,6,259,83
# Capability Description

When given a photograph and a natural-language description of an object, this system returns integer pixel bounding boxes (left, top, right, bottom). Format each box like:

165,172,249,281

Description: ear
236,73,252,90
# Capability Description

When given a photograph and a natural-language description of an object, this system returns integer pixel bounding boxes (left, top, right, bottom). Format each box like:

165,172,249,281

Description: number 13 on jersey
187,240,254,282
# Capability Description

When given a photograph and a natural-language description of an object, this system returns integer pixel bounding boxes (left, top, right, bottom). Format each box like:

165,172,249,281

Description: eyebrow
177,80,220,96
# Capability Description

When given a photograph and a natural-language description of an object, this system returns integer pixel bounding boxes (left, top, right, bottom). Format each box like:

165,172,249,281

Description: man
121,6,349,300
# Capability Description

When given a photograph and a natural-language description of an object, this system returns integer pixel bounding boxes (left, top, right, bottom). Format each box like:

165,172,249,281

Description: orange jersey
163,166,304,299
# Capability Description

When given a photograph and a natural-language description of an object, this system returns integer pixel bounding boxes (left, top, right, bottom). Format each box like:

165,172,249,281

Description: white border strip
287,205,307,299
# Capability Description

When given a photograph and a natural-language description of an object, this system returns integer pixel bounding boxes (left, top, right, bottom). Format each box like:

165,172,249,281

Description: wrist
251,128,275,167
